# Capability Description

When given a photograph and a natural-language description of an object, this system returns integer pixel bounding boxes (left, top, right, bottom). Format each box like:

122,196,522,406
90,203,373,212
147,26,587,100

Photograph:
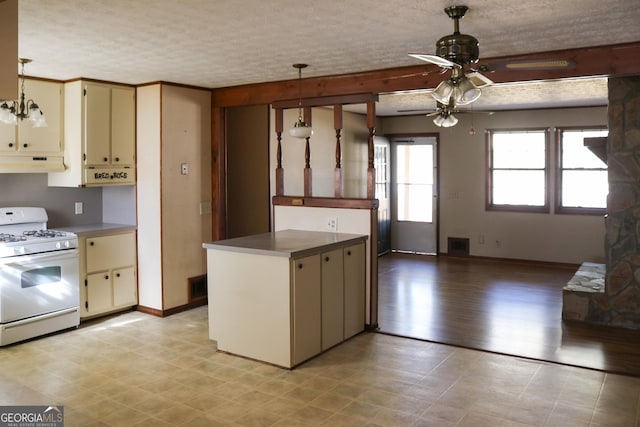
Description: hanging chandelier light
0,59,47,128
288,63,313,139
431,67,481,107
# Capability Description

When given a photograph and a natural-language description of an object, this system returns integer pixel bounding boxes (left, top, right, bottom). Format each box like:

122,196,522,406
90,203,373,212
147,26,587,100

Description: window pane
562,170,608,208
562,130,608,168
397,183,433,222
396,145,433,185
492,170,546,206
492,132,546,168
395,144,434,223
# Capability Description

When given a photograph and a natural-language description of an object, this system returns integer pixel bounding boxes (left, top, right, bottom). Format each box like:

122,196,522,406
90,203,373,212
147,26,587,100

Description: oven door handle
1,249,79,266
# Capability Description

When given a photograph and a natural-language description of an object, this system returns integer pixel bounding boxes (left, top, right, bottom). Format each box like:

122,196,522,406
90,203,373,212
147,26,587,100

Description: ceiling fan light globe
433,115,446,127
455,78,482,105
442,114,458,127
432,80,454,104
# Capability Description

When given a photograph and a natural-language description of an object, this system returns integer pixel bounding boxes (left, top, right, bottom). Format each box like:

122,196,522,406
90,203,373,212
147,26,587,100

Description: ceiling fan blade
466,71,493,88
408,53,461,69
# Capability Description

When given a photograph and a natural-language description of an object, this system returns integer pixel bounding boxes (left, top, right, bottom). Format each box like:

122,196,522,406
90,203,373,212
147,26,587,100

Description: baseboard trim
137,299,207,318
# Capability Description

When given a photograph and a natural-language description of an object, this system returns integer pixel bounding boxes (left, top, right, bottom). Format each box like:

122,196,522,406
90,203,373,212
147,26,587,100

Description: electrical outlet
325,216,337,232
181,163,189,175
74,202,83,215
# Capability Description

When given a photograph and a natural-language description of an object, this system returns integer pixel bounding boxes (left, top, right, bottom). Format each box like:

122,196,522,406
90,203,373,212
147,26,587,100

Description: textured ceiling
15,0,640,114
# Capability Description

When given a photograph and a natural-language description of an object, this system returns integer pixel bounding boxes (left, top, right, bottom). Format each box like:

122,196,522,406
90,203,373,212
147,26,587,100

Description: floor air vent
188,275,208,303
448,237,470,256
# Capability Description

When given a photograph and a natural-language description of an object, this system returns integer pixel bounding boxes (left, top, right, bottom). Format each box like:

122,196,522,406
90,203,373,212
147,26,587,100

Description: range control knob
56,242,62,249
64,240,71,248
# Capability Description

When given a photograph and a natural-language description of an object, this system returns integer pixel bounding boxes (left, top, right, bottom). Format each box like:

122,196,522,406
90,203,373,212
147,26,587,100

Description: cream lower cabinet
206,231,366,369
81,231,137,318
293,243,367,365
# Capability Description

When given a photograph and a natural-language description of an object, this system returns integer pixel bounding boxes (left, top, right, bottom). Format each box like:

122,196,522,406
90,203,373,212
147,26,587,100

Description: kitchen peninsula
203,229,367,368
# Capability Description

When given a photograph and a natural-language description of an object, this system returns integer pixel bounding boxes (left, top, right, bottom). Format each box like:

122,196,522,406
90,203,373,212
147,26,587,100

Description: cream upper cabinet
48,80,135,187
85,83,135,166
0,78,64,172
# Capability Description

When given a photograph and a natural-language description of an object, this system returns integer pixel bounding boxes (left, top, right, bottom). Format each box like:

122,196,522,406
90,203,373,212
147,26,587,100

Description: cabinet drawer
86,233,135,272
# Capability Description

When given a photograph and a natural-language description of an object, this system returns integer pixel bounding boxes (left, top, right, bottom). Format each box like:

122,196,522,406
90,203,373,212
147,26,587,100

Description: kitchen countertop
57,223,137,236
203,229,367,258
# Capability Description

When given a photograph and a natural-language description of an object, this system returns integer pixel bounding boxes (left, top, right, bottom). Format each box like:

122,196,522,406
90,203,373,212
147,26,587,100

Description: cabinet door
111,87,135,166
18,79,62,153
0,121,16,153
321,248,344,350
344,243,366,339
86,232,135,273
113,266,136,307
86,272,112,314
84,83,111,165
292,254,321,365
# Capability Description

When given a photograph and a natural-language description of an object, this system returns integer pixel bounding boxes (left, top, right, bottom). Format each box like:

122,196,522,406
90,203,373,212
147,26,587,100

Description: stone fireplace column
603,76,640,328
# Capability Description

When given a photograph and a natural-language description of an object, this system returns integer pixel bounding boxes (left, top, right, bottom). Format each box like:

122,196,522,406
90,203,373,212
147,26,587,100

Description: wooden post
334,104,343,197
275,108,284,196
303,106,312,197
366,100,376,199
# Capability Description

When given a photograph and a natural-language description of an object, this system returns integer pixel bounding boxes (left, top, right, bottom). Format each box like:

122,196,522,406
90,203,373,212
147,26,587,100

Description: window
487,129,550,212
557,128,608,214
395,143,433,222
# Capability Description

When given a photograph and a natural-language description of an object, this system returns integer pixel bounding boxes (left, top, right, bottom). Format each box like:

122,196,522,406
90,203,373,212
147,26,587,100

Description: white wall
380,106,607,264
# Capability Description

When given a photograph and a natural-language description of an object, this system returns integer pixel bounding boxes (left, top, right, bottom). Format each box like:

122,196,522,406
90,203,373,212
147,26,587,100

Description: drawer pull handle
104,275,109,280
8,143,13,147
89,241,94,246
115,157,120,162
324,256,330,262
298,264,303,269
23,143,28,148
347,251,352,256
103,157,108,162
116,273,120,277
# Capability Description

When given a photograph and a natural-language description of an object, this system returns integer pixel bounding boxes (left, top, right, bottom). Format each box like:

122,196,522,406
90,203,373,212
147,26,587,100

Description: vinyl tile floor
1,306,639,427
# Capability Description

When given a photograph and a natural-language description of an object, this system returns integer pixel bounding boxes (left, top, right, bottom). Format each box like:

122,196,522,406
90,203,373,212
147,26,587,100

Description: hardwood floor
377,252,640,377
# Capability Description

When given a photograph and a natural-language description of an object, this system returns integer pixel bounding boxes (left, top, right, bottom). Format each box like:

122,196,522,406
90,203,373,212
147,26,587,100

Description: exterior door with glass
391,137,438,254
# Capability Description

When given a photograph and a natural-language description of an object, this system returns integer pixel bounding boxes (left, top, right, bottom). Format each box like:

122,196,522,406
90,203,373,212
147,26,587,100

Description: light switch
74,202,83,215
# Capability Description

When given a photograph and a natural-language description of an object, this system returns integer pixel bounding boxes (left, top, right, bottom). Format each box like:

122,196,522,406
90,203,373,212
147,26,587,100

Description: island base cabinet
344,243,366,339
205,231,367,369
208,250,292,368
292,255,321,365
321,248,344,351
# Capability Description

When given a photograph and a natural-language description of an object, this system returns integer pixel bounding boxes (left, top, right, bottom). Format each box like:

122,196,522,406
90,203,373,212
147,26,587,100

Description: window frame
555,126,608,215
486,128,551,213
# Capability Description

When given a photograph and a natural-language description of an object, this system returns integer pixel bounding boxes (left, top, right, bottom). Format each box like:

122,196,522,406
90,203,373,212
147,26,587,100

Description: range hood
0,155,65,173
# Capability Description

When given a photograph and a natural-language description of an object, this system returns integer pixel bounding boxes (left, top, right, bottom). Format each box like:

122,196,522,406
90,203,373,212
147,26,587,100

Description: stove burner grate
22,230,67,238
0,233,27,243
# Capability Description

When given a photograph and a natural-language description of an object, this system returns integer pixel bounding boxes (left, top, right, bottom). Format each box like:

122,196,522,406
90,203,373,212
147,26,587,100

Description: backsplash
0,173,102,227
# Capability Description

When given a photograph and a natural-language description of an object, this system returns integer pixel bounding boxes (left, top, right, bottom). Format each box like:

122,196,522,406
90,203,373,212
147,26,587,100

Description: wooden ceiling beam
211,42,640,108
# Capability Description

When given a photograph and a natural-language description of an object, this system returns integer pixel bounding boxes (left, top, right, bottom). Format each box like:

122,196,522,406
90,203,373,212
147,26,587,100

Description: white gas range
0,207,80,346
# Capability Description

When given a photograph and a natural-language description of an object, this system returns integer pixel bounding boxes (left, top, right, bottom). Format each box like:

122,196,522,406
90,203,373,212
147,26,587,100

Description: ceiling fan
409,5,493,110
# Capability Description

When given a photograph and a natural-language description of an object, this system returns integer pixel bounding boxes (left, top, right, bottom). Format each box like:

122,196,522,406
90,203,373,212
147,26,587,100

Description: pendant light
288,63,313,139
0,59,47,128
